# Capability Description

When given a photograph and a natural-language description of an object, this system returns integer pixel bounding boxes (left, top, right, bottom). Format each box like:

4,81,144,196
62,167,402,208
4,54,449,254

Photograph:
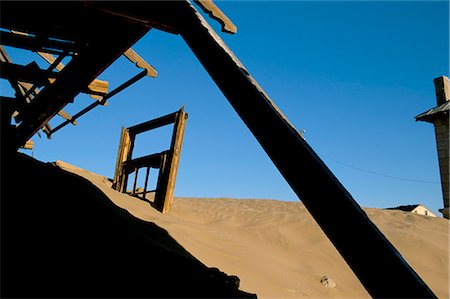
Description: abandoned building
415,76,449,219
386,204,438,217
0,1,439,298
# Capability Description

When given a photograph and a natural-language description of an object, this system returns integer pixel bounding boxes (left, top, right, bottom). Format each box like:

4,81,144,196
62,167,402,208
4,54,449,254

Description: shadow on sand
1,153,256,298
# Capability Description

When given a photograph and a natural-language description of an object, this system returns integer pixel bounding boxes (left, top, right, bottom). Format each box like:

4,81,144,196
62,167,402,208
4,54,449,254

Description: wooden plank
177,2,436,297
37,50,109,102
123,48,158,78
0,30,79,55
194,0,237,34
154,108,188,213
123,152,166,171
21,139,34,150
14,21,150,146
127,111,177,135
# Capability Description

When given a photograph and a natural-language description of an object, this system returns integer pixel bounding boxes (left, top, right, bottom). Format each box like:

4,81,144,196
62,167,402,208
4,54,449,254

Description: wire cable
320,153,440,184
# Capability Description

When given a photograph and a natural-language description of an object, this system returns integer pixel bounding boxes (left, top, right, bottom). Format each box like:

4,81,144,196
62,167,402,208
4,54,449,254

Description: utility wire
319,153,440,184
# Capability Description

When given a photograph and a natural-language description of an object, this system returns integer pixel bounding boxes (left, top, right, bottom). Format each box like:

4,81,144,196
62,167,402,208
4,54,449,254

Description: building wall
412,205,438,217
434,116,449,218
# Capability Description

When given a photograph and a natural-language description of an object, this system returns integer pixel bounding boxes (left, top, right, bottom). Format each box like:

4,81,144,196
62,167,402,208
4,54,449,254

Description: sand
55,160,449,298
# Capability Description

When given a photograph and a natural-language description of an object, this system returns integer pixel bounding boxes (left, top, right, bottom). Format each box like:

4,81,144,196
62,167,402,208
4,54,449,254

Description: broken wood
194,0,237,34
124,48,158,78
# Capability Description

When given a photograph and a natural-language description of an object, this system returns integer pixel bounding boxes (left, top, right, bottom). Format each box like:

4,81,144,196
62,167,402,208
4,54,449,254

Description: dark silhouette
1,152,256,298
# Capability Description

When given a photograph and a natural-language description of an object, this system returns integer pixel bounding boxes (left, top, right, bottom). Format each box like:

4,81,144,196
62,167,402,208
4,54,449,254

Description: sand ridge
55,160,449,299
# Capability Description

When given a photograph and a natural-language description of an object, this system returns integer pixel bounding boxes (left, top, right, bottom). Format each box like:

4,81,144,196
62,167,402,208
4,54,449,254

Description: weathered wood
127,111,178,135
195,0,237,34
123,152,166,171
113,127,132,191
434,76,450,105
49,70,147,136
124,48,158,78
143,166,151,199
132,167,139,195
0,46,77,129
37,50,109,102
13,20,150,146
0,61,58,87
154,108,188,213
21,139,34,150
0,30,79,55
177,2,436,297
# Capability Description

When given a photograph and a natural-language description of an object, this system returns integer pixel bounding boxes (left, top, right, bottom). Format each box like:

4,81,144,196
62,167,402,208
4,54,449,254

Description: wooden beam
177,2,436,297
194,0,237,34
154,108,188,213
37,50,109,102
21,139,34,150
124,48,158,78
124,152,166,171
127,111,178,135
113,127,133,192
14,22,150,146
0,61,58,87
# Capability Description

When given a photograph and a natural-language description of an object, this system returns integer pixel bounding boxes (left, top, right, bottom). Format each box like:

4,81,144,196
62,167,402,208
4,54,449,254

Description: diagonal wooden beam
15,23,150,146
176,1,436,298
37,50,109,101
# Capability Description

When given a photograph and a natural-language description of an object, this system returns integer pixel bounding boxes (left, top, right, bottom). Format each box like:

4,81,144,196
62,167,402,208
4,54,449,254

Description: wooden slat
123,48,158,78
21,139,34,150
14,21,150,146
194,0,237,34
177,2,436,297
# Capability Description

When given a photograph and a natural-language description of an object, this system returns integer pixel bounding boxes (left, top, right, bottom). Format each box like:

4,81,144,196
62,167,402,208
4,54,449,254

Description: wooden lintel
177,2,436,298
194,0,237,34
57,110,78,126
14,22,150,146
21,139,34,150
154,107,188,213
38,51,109,101
127,111,178,135
124,152,167,171
124,48,158,78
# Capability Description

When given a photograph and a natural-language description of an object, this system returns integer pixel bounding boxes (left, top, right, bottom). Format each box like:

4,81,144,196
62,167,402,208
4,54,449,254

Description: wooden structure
113,108,188,213
416,76,450,219
1,1,436,297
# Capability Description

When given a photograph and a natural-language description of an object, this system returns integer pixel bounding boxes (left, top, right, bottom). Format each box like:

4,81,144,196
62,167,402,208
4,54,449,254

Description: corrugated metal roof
415,101,449,123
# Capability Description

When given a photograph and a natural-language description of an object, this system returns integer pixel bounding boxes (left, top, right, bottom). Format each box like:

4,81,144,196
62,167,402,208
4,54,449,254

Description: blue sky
5,1,449,214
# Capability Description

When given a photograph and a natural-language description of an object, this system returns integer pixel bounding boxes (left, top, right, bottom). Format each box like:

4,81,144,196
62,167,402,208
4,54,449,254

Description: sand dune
56,160,449,298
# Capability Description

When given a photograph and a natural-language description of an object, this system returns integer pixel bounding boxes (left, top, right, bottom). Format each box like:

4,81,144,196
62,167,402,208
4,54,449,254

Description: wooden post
143,166,150,200
154,108,188,213
177,2,436,297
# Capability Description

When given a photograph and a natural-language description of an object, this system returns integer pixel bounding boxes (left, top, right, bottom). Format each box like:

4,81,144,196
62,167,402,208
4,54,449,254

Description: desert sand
55,160,449,299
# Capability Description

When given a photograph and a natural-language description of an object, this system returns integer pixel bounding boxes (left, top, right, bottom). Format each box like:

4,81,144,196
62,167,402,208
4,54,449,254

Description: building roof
415,100,449,123
386,204,423,212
